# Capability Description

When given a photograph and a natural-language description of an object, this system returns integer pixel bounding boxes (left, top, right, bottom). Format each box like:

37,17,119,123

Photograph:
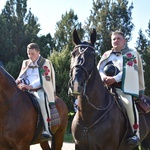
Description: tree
85,0,134,55
141,21,150,96
135,29,148,56
0,0,40,64
54,9,84,52
49,45,72,111
36,33,55,58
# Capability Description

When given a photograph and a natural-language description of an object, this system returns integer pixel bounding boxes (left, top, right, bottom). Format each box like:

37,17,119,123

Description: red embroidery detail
125,53,137,67
47,118,51,122
133,124,139,130
43,66,50,76
126,53,132,58
127,61,133,66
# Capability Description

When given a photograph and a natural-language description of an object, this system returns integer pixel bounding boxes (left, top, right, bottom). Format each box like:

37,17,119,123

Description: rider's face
27,49,40,63
111,33,126,51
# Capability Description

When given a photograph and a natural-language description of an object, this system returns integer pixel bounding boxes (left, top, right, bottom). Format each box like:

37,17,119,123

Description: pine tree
0,0,40,64
54,9,84,52
85,0,134,55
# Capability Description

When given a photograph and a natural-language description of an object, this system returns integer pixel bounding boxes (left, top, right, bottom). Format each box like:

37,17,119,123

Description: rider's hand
19,84,33,91
104,76,116,86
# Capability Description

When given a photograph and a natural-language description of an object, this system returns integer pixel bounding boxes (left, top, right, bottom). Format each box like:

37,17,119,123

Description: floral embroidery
40,66,50,76
124,53,137,67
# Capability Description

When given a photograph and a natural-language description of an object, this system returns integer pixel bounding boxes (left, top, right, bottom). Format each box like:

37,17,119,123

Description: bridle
69,44,96,91
69,44,113,111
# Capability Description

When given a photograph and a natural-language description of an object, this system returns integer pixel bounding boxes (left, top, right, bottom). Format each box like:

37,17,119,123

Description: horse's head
69,29,97,96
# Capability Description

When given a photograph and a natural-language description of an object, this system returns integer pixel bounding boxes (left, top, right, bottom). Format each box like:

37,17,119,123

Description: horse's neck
87,68,106,100
77,68,107,122
0,84,19,106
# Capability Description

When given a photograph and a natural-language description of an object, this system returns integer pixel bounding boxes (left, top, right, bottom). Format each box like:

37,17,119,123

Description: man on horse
97,31,150,146
16,43,56,140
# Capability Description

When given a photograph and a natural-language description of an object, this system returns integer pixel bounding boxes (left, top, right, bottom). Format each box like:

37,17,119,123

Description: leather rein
70,44,113,111
70,44,115,147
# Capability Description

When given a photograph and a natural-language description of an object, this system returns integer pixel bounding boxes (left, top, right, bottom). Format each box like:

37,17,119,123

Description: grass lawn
64,131,74,143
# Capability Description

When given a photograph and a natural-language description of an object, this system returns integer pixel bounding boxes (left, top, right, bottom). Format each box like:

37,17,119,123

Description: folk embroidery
124,53,138,71
40,66,51,81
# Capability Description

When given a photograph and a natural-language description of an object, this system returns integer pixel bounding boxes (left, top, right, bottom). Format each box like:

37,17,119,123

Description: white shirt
20,57,41,89
99,53,123,83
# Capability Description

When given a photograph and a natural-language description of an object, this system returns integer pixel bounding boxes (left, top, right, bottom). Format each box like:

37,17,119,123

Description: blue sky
1,0,150,48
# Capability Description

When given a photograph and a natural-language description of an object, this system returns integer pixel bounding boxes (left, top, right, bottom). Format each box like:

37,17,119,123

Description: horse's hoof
41,131,52,140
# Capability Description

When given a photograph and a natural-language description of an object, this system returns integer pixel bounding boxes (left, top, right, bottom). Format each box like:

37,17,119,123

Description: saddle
134,98,150,114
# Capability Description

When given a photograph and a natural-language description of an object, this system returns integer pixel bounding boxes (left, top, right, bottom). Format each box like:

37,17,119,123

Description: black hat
103,61,120,76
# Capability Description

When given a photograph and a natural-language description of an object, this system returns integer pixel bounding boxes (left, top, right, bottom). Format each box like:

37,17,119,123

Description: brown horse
68,28,150,150
0,66,68,150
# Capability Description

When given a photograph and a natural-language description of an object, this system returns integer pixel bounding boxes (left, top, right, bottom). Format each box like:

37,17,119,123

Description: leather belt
30,87,42,92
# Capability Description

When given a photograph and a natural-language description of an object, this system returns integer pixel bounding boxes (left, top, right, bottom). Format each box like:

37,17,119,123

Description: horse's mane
0,67,17,87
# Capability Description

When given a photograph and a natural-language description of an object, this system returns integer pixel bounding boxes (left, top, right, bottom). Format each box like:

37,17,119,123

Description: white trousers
31,89,51,133
116,88,140,138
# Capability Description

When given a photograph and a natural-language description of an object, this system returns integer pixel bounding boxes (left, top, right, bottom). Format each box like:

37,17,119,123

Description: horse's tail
51,134,55,150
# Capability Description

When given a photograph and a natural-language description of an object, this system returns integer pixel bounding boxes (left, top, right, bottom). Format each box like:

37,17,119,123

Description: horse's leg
0,145,11,150
15,145,30,150
53,130,65,150
40,141,51,150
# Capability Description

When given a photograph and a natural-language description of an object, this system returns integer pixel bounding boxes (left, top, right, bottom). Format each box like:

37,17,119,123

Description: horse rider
97,31,150,146
16,43,56,140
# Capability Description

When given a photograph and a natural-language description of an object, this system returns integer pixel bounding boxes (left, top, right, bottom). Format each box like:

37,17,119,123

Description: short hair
27,43,40,52
111,30,125,38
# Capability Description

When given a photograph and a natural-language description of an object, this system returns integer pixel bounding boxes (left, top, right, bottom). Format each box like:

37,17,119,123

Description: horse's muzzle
68,78,84,96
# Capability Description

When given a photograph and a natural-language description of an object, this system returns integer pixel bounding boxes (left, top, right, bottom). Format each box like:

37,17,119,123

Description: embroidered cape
17,56,56,104
97,47,145,97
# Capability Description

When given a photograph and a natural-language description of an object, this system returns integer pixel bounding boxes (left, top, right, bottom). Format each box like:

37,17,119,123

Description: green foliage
54,9,84,52
135,29,150,96
35,33,55,58
5,55,24,79
85,0,134,55
0,0,40,64
49,45,73,111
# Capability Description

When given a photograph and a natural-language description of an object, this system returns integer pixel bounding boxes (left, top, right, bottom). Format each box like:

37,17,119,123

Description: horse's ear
90,28,96,46
73,29,81,45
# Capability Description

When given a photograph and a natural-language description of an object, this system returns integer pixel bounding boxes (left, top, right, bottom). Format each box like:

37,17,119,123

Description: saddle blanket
50,104,60,126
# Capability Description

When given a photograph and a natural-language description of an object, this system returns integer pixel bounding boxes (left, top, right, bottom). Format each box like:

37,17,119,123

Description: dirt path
30,142,75,150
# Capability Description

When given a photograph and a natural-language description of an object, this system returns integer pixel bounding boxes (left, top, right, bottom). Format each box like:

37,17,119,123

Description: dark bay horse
0,66,68,150
68,28,150,150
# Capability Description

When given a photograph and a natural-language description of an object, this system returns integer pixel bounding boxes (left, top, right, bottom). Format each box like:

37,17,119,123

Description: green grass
64,131,74,143
64,113,74,143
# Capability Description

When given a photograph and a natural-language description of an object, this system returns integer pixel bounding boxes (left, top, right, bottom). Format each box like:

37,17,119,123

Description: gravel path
30,142,75,150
